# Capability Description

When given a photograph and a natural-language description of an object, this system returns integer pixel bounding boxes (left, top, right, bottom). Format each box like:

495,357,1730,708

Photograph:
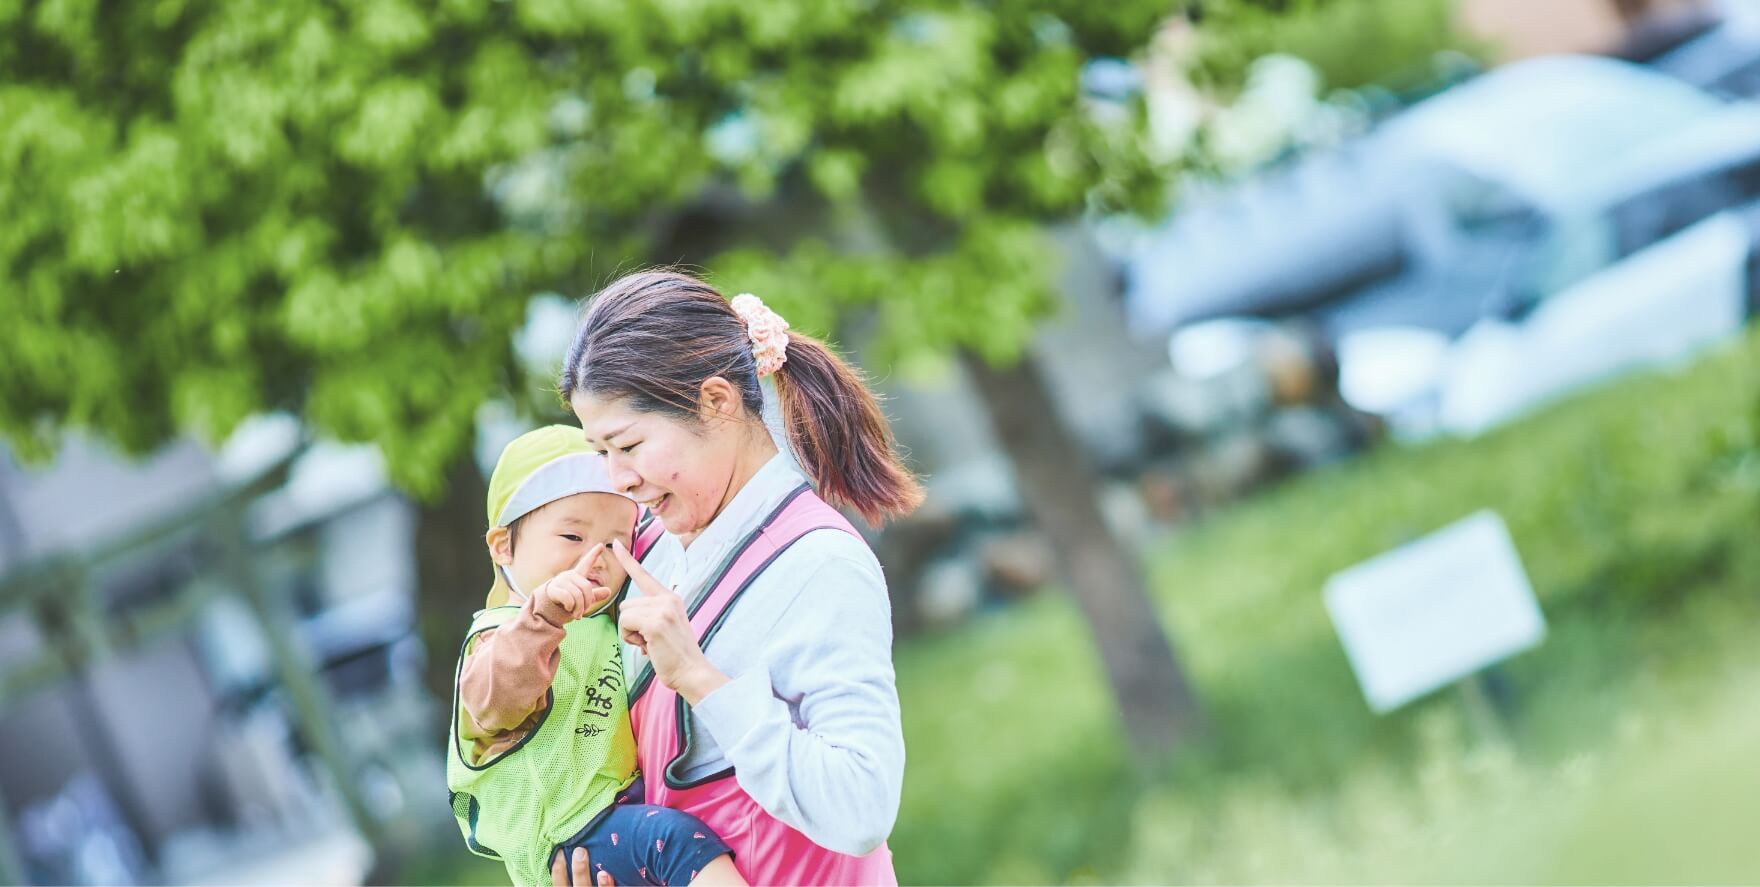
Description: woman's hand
551,847,614,887
610,539,730,704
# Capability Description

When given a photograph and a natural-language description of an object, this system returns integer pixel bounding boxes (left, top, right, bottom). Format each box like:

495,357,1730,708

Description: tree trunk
960,349,1202,756
414,453,493,719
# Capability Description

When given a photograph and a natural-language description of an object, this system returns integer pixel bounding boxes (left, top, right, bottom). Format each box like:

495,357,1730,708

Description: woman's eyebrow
581,423,633,447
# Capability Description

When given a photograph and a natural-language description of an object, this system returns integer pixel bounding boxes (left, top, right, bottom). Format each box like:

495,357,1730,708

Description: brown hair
559,269,923,526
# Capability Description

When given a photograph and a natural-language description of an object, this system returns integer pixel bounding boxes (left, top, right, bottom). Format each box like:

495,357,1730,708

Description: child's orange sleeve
457,594,569,739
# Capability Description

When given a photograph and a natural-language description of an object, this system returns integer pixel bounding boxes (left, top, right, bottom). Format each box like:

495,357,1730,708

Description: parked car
1129,54,1760,442
1340,197,1760,439
1433,200,1759,436
1126,54,1760,339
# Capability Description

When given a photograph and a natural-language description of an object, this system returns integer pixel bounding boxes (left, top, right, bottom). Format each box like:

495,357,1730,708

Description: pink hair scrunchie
731,293,790,377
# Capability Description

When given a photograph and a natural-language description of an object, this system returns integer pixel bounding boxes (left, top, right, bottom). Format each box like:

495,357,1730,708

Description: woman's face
571,389,741,537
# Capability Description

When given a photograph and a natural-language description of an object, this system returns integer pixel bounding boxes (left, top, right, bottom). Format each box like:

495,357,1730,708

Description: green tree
2,0,1201,752
1191,0,1466,96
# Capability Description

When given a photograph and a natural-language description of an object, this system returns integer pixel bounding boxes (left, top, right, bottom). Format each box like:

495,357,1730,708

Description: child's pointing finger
571,542,606,576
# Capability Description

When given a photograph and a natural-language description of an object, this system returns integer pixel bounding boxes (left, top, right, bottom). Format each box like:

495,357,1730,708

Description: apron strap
632,513,664,560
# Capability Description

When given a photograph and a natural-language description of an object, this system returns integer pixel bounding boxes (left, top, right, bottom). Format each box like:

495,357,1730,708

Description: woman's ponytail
773,332,924,526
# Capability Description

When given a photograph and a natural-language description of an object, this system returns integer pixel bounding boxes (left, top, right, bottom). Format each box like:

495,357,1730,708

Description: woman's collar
681,452,804,564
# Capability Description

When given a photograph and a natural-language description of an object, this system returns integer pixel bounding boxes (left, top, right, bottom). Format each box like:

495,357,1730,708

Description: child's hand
532,544,616,626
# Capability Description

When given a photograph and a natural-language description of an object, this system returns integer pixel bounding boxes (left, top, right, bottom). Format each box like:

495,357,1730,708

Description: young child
446,425,743,887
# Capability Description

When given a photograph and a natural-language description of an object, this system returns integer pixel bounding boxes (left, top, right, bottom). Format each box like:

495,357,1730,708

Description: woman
548,270,921,886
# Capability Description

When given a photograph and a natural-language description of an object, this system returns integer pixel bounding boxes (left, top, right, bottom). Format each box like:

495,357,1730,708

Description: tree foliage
1191,0,1470,96
2,0,1179,488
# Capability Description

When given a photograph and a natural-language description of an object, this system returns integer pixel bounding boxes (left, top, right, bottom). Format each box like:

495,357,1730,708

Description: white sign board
1324,510,1545,713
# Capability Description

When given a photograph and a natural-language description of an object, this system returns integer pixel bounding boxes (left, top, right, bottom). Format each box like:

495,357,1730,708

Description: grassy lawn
892,327,1759,884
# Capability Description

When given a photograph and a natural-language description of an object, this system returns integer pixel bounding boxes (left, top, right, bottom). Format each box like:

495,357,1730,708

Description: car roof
1122,145,1408,332
1382,55,1729,211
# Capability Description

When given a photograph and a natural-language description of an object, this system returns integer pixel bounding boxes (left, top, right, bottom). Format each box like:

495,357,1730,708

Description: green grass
893,327,1760,884
1113,591,1760,885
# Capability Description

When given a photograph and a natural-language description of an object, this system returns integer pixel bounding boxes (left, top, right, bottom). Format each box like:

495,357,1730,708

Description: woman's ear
485,526,514,566
697,375,744,425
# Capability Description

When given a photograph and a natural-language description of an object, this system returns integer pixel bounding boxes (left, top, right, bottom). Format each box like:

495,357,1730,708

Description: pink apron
626,485,898,886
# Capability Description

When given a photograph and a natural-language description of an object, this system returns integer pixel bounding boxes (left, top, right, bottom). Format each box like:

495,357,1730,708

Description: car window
1439,173,1531,235
1511,213,1615,309
1513,157,1760,307
1610,158,1760,257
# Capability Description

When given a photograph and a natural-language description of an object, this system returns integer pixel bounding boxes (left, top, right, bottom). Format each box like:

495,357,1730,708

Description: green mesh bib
446,605,639,887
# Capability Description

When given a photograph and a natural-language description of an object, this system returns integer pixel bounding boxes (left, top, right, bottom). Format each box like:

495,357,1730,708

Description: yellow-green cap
486,425,628,528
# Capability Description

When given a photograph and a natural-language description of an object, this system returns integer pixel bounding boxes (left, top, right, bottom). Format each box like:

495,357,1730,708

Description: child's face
491,492,638,598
